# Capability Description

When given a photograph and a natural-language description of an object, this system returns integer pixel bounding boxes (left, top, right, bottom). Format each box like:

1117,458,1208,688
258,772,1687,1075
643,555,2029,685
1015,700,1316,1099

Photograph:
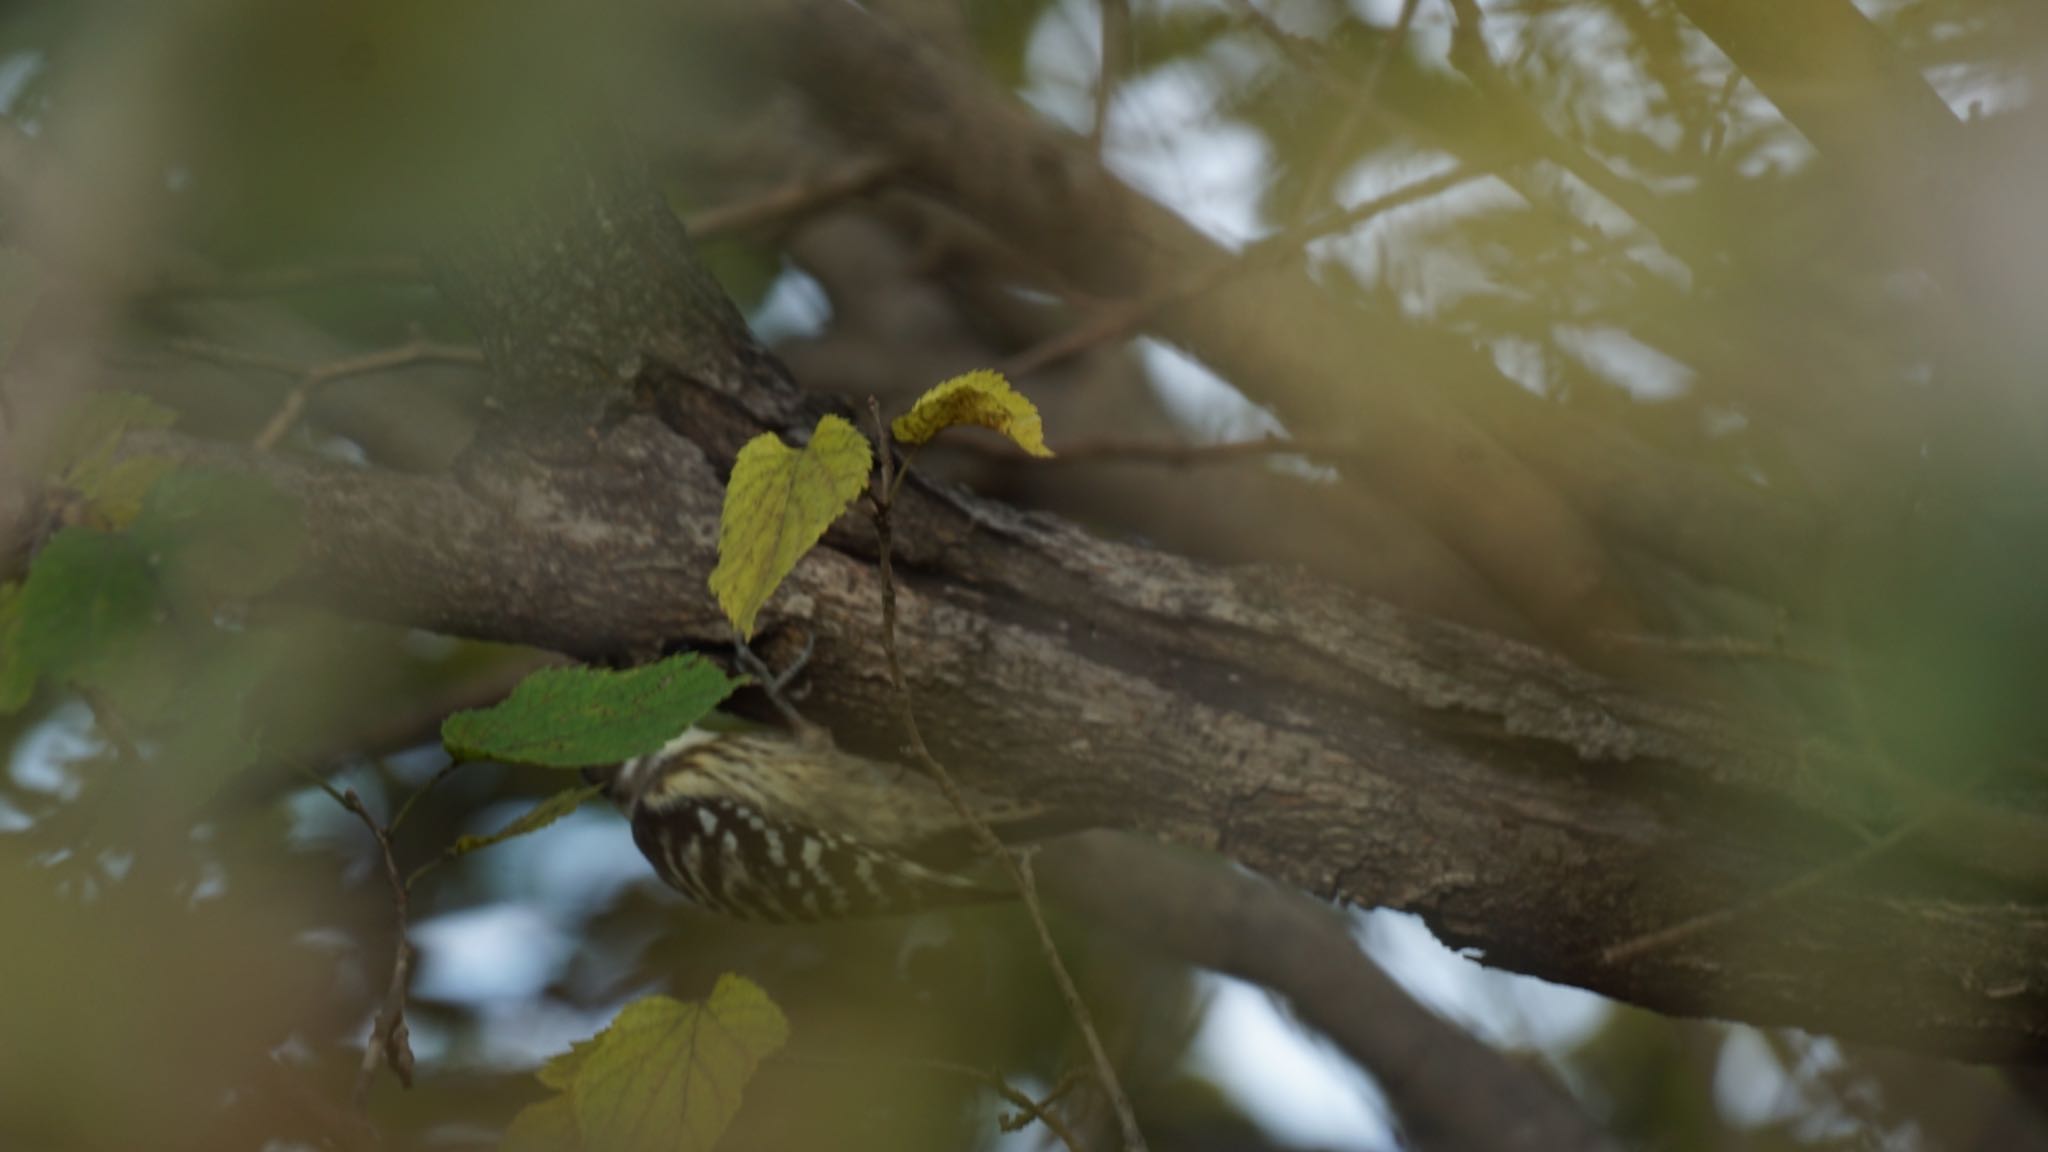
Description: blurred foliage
2,0,2048,1149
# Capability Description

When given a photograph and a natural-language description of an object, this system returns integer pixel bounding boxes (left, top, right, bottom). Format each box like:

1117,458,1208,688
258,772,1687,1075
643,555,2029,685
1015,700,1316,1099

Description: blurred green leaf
441,654,743,768
132,469,307,600
0,247,41,369
13,528,156,685
153,630,289,804
573,976,790,1152
450,784,602,859
0,581,32,713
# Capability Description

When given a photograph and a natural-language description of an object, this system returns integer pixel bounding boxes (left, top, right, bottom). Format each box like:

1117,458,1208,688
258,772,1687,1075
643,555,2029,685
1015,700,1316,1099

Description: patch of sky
1023,0,1271,246
0,52,40,115
9,699,100,800
411,902,575,1005
1554,323,1695,401
455,803,650,922
1359,909,1611,1055
1190,974,1400,1152
748,260,833,345
1140,338,1285,444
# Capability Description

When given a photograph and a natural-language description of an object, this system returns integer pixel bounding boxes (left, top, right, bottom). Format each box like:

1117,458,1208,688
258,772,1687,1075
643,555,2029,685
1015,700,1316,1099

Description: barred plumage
592,728,1046,922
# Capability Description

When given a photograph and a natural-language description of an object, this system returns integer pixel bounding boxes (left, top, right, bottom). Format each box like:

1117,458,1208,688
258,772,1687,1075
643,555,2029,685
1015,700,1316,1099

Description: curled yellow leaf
890,370,1053,457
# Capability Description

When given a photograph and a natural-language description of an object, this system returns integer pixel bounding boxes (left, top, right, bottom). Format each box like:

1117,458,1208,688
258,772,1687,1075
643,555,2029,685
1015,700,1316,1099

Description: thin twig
1287,0,1420,229
732,628,827,745
1090,0,1130,157
387,762,462,836
866,398,1148,1152
1002,164,1475,378
166,336,487,452
327,788,417,1106
684,154,899,240
957,432,1369,470
1598,816,1927,966
788,1052,1089,1152
1442,0,1700,269
971,1061,1090,1149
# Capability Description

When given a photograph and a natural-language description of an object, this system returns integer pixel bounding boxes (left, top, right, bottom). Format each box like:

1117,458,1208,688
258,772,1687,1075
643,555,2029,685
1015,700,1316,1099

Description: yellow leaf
890,369,1052,457
571,976,790,1152
708,416,872,639
78,455,175,530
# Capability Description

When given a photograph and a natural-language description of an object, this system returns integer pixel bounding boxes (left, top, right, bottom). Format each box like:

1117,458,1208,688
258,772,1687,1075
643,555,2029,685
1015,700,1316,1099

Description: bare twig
166,336,487,452
386,762,462,836
1704,70,1745,162
732,627,827,745
963,1060,1090,1150
788,1052,1089,1152
866,397,1148,1152
1002,164,1475,377
1287,0,1421,229
330,788,418,1106
1599,816,1927,965
684,154,899,239
1442,0,1703,269
1090,0,1130,157
956,432,1366,470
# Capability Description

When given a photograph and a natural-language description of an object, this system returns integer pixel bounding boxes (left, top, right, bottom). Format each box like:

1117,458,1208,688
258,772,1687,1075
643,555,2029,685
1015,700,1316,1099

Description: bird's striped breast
628,793,1002,923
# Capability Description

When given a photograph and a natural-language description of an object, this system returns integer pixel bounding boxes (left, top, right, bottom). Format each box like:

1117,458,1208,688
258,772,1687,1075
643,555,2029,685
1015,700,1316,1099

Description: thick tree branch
118,419,2048,1060
97,117,2044,1063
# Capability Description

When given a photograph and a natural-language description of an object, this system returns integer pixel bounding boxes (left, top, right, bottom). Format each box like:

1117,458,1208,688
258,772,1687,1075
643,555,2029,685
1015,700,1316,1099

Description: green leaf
441,654,743,768
13,529,156,683
572,976,790,1152
890,370,1052,457
708,415,872,640
147,628,287,804
0,582,33,714
502,1093,580,1152
131,469,307,600
450,784,602,858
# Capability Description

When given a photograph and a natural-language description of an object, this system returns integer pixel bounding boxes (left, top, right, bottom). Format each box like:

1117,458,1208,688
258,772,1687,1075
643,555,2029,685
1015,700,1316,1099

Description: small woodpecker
587,727,1057,923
